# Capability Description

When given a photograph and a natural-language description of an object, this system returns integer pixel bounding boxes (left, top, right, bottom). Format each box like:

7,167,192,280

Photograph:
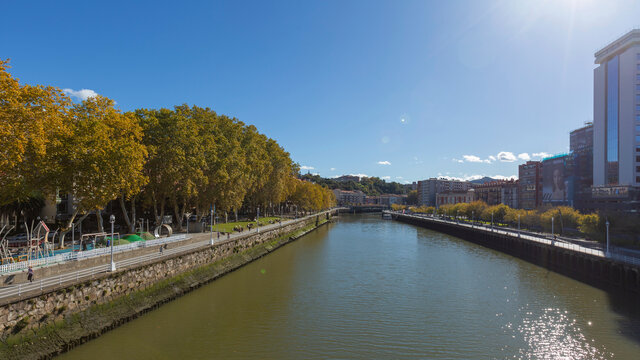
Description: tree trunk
119,195,132,232
235,208,238,222
152,191,158,228
96,209,104,233
59,211,90,248
130,196,136,233
159,197,166,226
172,197,183,232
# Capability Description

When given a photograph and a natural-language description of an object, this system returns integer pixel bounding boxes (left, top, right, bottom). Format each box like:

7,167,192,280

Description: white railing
0,234,189,275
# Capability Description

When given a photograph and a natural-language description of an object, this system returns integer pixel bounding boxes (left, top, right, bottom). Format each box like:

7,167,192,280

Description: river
59,214,640,359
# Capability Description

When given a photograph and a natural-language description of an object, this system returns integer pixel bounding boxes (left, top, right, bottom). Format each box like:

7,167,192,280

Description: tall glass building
592,29,640,211
593,29,640,187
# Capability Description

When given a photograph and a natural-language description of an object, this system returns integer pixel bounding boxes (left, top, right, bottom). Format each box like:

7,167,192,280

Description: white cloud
349,173,369,178
517,153,531,161
533,152,551,159
395,176,404,179
463,155,491,164
63,88,98,101
377,161,391,165
488,155,497,162
330,167,336,171
300,165,314,170
381,176,391,180
497,151,517,162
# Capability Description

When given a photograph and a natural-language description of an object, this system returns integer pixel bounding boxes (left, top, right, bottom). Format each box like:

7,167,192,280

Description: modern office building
417,178,472,206
592,29,640,211
571,124,594,211
518,161,543,210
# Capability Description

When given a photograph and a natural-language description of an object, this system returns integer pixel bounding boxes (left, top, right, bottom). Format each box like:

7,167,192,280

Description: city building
542,154,575,207
417,178,473,206
436,189,475,207
570,123,594,211
518,161,543,210
592,29,640,211
474,180,519,208
332,189,366,205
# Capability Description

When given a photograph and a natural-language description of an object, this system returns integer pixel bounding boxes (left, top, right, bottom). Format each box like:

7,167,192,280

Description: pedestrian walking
27,266,34,282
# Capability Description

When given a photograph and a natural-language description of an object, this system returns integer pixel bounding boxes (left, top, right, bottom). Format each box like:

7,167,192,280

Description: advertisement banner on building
542,156,574,206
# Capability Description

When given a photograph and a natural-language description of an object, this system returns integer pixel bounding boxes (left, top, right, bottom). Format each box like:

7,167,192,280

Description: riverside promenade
389,211,640,293
0,210,335,304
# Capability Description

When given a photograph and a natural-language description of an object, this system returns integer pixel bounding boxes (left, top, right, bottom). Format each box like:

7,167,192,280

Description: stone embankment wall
394,214,640,294
0,212,332,360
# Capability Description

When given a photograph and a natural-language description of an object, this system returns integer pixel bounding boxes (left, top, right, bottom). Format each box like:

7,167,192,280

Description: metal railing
390,211,640,267
0,234,188,275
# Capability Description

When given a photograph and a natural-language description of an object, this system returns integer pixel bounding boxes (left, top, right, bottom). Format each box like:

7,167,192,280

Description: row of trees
299,174,406,195
0,60,335,243
393,201,620,243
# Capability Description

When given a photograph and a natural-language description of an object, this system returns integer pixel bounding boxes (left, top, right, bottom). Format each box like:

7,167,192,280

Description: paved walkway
0,211,331,304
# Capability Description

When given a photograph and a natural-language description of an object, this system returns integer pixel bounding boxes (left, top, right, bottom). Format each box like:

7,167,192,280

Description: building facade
542,154,575,207
332,189,366,205
436,189,475,207
518,161,543,210
417,178,473,206
474,180,518,208
570,124,594,211
592,29,640,211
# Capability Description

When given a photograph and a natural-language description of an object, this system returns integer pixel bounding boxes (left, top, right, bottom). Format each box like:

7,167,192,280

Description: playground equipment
78,232,120,250
1,224,16,264
154,224,173,238
25,220,54,262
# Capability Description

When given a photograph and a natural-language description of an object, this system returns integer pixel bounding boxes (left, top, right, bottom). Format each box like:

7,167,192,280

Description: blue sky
2,0,639,183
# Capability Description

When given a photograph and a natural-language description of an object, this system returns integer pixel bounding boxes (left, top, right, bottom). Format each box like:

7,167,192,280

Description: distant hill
299,174,406,196
469,177,499,185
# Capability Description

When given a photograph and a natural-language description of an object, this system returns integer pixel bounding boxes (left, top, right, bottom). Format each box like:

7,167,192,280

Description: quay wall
0,211,333,360
393,213,640,294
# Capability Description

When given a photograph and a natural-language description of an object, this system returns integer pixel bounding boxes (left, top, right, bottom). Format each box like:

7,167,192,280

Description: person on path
27,266,34,282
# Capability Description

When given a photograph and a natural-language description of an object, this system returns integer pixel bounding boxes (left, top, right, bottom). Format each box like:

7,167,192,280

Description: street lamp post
185,212,191,234
605,219,610,256
456,210,459,224
209,205,214,246
491,212,494,231
110,215,116,272
471,210,474,229
257,207,260,233
551,216,554,241
518,214,521,238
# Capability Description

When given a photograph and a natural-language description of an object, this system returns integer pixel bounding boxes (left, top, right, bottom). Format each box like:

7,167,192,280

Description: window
637,156,640,162
638,74,640,81
637,146,640,153
637,135,640,143
637,94,640,103
637,166,640,172
637,176,640,183
637,125,640,132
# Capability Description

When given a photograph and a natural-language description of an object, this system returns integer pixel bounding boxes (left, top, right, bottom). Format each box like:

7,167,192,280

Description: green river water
59,214,640,359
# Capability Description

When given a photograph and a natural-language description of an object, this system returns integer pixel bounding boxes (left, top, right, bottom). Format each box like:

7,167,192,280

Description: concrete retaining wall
394,214,640,294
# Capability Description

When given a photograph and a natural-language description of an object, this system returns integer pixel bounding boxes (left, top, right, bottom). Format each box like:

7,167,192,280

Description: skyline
2,1,640,183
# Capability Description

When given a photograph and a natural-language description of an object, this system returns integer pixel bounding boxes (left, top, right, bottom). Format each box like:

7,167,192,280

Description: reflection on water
60,214,640,359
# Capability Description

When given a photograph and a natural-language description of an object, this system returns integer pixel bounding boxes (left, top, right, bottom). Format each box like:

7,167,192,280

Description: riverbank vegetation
0,60,335,238
393,202,639,247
